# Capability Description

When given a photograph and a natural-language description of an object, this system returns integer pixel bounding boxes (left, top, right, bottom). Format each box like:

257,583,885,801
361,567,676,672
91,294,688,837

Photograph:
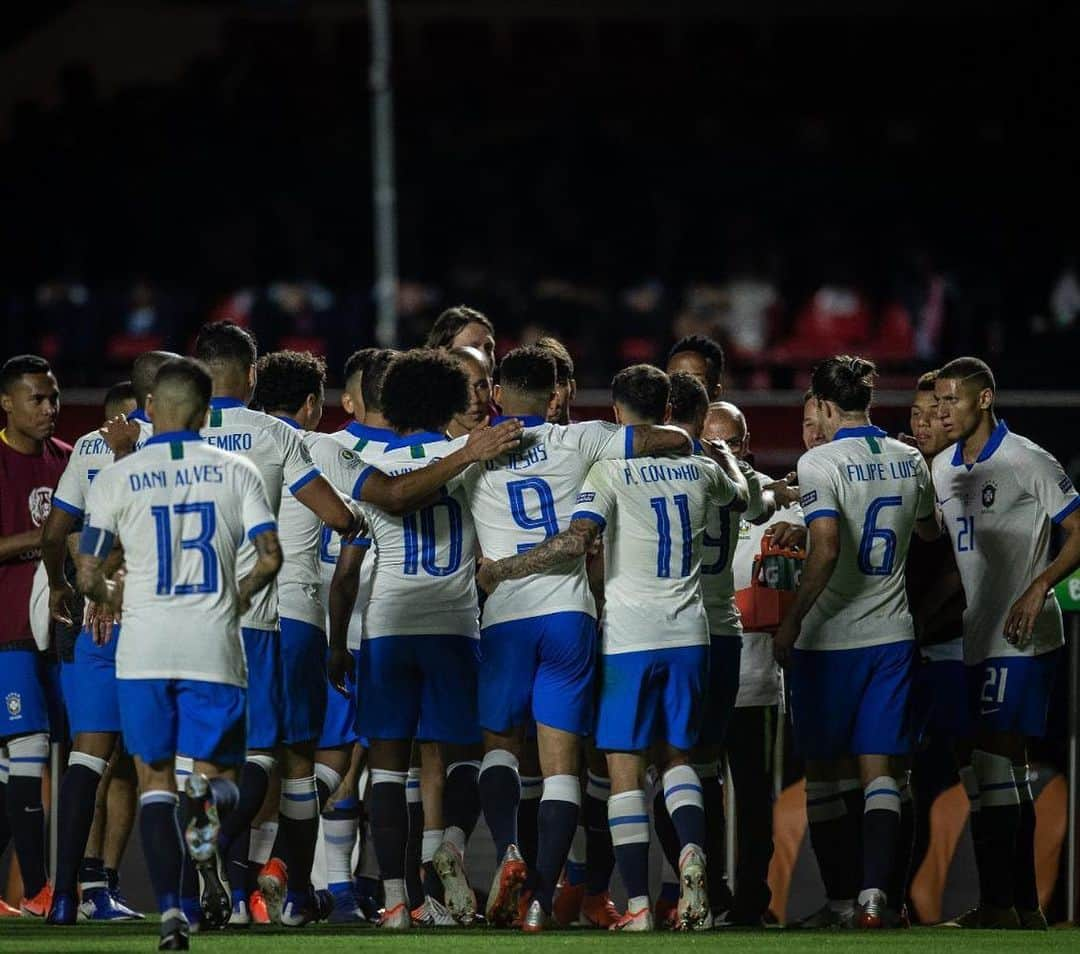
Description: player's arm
295,475,368,539
327,541,367,695
772,514,840,667
237,527,283,616
586,539,605,620
630,424,693,458
357,419,522,515
478,518,601,595
701,441,750,513
0,526,42,563
1006,507,1080,645
913,455,943,541
42,505,78,624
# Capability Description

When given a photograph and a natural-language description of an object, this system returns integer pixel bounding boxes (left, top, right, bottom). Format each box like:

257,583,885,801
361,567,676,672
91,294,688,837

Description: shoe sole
485,859,527,927
677,861,710,931
432,846,476,925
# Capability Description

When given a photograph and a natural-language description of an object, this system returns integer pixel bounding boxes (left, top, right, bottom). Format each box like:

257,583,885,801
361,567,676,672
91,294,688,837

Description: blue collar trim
275,415,302,430
345,421,398,442
952,419,1008,468
127,409,149,423
385,430,447,450
209,397,246,410
832,425,888,442
492,414,545,427
146,430,203,445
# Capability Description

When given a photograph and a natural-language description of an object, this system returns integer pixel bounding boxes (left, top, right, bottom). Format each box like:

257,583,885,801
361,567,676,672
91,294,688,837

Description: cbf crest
5,692,21,719
981,481,997,509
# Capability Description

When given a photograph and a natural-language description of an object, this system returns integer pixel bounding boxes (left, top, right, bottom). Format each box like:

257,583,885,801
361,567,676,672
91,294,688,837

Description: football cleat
653,896,678,930
788,901,853,929
257,857,287,924
45,891,78,925
248,890,270,924
432,841,476,925
229,897,252,927
412,897,458,927
611,906,654,932
182,774,230,930
485,844,527,927
552,879,584,926
0,898,22,918
78,886,144,921
20,883,53,918
856,890,887,929
581,891,621,929
676,847,710,931
378,901,411,929
158,911,191,951
1018,907,1049,930
521,898,552,933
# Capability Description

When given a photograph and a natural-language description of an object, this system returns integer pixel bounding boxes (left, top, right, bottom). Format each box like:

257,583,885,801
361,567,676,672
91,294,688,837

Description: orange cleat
581,891,621,929
20,883,54,918
248,890,270,924
257,858,287,923
553,880,584,926
0,898,21,918
485,845,528,928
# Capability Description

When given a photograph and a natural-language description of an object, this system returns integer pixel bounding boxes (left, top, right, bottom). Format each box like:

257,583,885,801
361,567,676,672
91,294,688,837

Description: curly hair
667,334,726,394
381,349,469,434
252,350,326,415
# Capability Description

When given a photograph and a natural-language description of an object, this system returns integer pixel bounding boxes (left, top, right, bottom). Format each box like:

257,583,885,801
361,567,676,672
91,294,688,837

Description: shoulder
799,443,836,470
1003,430,1055,462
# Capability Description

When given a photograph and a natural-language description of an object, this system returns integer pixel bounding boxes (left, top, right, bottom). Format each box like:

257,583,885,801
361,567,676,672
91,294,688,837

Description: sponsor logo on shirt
339,449,361,469
800,490,818,507
981,481,997,509
5,693,21,718
1060,475,1076,494
576,491,595,504
28,487,53,526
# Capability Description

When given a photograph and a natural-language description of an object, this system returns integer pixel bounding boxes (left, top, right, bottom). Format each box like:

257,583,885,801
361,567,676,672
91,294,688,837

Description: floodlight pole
369,0,398,347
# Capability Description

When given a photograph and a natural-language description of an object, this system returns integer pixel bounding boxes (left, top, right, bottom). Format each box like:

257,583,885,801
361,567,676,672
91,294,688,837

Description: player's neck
210,371,252,405
960,413,998,464
498,398,548,419
364,411,391,429
0,426,43,455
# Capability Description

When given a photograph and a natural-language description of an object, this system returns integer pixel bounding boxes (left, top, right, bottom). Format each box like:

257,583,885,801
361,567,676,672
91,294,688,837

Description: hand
99,416,141,458
699,437,735,464
328,646,353,697
49,581,77,626
341,501,369,543
773,616,799,668
1004,581,1048,648
476,557,501,596
464,419,523,463
764,472,800,509
766,522,807,551
897,432,920,449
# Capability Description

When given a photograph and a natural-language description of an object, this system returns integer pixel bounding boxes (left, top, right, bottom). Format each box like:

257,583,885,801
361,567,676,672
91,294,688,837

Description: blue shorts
790,641,916,760
966,650,1062,738
1,649,51,741
60,628,122,735
699,635,742,747
913,657,971,742
319,648,359,750
243,627,282,750
279,618,328,745
118,678,246,767
595,646,708,752
479,612,597,735
356,635,480,745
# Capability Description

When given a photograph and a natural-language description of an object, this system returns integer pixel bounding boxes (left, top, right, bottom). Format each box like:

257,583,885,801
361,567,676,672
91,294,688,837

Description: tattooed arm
237,528,283,615
477,518,602,595
631,424,692,458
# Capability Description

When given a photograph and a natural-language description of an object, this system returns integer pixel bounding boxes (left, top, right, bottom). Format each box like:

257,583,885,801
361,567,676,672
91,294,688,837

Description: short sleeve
569,421,632,464
571,462,616,529
740,465,763,518
280,424,321,495
1027,442,1080,525
310,437,367,500
52,457,87,518
239,462,277,541
797,451,840,525
79,472,120,558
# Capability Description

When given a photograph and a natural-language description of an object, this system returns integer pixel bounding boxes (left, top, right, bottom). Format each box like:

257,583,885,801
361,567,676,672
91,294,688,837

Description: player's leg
606,752,652,930
580,743,618,925
404,753,424,913
517,735,542,870
436,742,483,924
102,749,141,916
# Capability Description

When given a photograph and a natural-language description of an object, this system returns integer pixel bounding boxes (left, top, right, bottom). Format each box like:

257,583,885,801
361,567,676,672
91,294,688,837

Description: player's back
359,433,478,638
53,418,154,520
796,425,932,650
83,434,273,686
577,455,735,654
463,417,630,626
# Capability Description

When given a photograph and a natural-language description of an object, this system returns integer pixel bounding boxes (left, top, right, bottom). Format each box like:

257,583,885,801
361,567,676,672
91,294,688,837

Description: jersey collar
146,429,203,445
385,430,447,450
345,421,397,442
209,397,246,410
274,415,303,430
127,408,150,423
832,424,888,442
951,419,1008,468
492,414,546,427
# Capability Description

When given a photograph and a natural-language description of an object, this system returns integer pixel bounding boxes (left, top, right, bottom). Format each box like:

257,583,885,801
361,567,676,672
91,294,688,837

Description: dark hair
0,355,52,394
425,306,495,350
253,351,326,415
611,364,670,423
535,336,574,383
381,349,469,434
811,355,878,412
104,380,137,416
803,388,815,405
153,357,213,408
916,370,939,393
361,349,397,413
194,321,257,370
497,346,557,396
937,356,996,395
667,334,726,393
131,350,179,406
669,371,709,426
343,347,380,387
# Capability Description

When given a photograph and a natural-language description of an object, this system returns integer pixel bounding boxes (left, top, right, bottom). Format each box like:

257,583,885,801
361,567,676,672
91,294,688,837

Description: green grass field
1,922,1078,954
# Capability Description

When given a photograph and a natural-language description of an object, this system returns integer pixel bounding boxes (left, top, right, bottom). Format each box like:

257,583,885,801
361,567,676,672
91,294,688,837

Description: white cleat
432,842,476,925
611,906,654,932
378,902,411,930
412,897,458,927
676,847,711,931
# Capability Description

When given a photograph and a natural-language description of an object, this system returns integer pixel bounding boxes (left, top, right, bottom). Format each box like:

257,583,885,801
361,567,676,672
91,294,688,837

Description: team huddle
0,306,1077,951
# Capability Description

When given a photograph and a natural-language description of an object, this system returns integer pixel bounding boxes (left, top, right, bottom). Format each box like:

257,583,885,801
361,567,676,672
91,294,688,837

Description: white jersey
314,423,393,649
573,454,739,655
356,433,479,639
796,425,934,651
701,463,766,637
933,421,1078,664
732,472,804,708
200,399,321,631
458,416,634,628
52,411,154,521
81,431,275,686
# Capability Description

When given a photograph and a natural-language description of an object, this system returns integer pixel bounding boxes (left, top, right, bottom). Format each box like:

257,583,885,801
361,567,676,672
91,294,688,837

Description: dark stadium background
3,0,1078,924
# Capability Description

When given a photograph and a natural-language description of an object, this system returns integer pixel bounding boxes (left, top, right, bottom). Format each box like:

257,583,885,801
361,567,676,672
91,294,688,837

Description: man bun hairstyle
611,364,670,423
425,305,494,350
811,355,877,412
194,321,257,370
0,355,52,394
381,349,469,434
497,346,557,396
937,356,996,395
253,350,327,415
669,370,709,426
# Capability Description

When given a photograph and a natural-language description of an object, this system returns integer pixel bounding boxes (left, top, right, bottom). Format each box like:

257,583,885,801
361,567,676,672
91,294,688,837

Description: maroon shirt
0,434,71,647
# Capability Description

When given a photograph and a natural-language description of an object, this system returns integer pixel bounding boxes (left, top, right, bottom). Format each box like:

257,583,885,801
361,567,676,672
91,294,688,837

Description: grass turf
1,922,1078,954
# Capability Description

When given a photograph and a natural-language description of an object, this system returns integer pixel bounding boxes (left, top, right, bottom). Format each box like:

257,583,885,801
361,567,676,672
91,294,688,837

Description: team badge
5,693,21,718
28,487,53,526
981,481,997,509
339,448,361,469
